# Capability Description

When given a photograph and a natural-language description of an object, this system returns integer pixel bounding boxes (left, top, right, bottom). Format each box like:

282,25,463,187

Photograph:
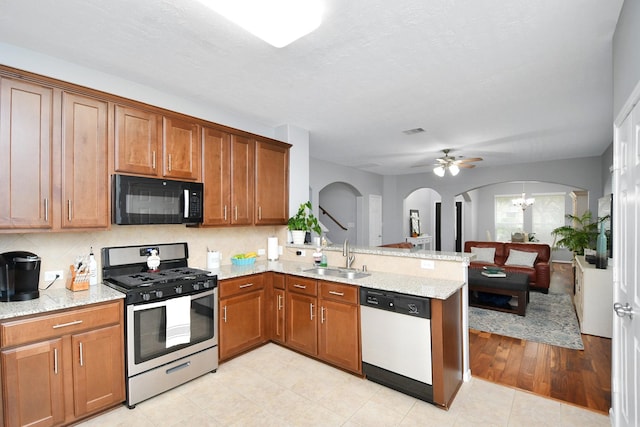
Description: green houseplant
551,211,608,256
288,201,322,244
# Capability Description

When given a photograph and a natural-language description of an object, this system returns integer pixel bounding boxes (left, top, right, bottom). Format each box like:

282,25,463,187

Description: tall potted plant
288,201,322,244
551,211,609,256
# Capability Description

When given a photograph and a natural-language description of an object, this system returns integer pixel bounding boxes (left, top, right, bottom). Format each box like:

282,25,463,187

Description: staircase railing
319,205,348,231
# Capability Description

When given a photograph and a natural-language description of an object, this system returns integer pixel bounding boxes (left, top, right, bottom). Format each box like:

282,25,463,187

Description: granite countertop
287,243,472,263
0,285,125,321
209,259,465,300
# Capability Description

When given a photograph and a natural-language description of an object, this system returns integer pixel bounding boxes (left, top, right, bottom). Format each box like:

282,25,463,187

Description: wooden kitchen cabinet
254,139,289,225
0,300,125,427
114,104,161,177
218,274,267,361
0,77,53,230
202,127,231,225
61,92,109,229
267,273,286,345
318,281,361,374
285,275,318,356
162,116,200,181
230,134,254,225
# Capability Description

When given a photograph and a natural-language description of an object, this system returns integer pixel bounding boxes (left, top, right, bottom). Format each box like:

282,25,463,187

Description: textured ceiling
0,0,624,175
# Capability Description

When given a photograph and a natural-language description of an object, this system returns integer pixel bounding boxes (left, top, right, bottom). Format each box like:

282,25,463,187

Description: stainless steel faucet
343,238,355,269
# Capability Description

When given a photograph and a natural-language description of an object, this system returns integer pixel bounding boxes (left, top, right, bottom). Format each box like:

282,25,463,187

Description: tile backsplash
0,225,288,289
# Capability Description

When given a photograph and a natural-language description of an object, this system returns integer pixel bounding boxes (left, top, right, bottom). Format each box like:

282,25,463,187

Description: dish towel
165,296,191,348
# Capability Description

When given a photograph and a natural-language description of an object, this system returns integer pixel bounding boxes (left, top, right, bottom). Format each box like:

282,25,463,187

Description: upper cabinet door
255,139,289,225
114,105,160,176
162,116,200,181
230,134,254,225
202,126,231,225
61,92,109,229
0,78,53,229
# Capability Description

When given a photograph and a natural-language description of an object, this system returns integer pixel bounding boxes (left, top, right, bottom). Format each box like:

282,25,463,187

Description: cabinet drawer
0,300,123,348
219,274,265,299
286,275,317,296
319,281,359,305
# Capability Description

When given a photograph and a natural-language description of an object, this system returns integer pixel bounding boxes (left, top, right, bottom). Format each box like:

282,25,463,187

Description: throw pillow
505,249,538,267
470,247,496,263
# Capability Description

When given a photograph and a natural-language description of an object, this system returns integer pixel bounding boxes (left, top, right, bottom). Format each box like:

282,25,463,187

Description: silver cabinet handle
53,320,83,329
68,200,72,221
239,283,254,289
79,342,84,367
168,154,172,172
234,206,238,221
328,291,344,297
224,205,227,221
44,198,49,222
294,284,306,289
310,303,314,320
152,151,156,169
321,306,326,324
258,206,262,220
277,294,283,310
223,305,227,323
54,348,58,374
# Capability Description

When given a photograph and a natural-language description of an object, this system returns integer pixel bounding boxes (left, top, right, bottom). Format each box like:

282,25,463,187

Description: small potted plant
288,201,322,244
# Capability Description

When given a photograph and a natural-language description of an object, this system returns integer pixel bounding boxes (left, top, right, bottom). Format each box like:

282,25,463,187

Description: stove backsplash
0,225,287,289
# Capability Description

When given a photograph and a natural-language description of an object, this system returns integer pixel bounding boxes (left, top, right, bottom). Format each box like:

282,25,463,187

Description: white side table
406,235,433,250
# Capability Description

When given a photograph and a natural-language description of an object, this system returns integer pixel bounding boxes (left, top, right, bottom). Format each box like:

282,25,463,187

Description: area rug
468,292,584,350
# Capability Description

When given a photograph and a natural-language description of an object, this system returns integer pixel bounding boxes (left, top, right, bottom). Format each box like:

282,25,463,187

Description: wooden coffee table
468,268,530,316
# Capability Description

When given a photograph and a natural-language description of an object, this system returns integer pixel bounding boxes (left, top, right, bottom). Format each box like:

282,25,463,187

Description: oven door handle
129,289,215,312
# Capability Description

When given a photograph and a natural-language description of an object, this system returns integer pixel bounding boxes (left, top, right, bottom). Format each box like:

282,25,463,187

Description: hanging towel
165,296,191,348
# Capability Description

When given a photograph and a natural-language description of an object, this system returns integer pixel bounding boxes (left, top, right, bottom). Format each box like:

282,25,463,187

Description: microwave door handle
183,189,189,219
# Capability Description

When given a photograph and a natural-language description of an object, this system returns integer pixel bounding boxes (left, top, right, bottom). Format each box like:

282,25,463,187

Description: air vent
402,128,425,135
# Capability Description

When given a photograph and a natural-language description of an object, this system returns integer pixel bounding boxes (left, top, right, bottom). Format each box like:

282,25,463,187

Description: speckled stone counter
287,243,472,262
207,259,465,300
0,285,125,320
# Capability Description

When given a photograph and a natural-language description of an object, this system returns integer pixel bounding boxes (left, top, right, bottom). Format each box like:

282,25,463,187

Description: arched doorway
318,182,362,245
404,188,442,248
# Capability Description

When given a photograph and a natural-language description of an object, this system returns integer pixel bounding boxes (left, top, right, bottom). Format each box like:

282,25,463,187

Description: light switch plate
420,260,435,270
257,248,266,256
44,270,64,281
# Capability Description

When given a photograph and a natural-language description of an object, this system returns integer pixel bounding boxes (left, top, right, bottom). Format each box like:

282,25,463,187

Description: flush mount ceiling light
197,0,324,48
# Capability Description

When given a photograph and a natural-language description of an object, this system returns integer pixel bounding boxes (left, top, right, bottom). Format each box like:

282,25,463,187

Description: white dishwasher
360,287,433,402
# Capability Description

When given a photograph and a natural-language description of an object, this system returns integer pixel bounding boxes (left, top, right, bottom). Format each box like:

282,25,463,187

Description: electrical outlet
45,270,64,281
257,248,265,256
420,260,435,270
296,250,306,256
278,245,283,255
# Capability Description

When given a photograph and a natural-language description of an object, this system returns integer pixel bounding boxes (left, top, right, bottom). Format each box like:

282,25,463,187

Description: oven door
126,288,217,376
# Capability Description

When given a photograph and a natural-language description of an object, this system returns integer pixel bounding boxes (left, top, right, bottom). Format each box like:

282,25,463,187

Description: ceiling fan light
448,164,460,176
433,166,445,177
198,0,324,48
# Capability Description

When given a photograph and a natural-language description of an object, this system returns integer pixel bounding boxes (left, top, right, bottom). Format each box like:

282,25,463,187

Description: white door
612,102,640,427
368,194,382,246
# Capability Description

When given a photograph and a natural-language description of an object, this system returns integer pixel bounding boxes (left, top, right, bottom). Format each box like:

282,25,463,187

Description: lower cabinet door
219,290,266,361
285,292,317,356
319,300,361,373
71,324,125,417
1,338,65,427
272,288,286,344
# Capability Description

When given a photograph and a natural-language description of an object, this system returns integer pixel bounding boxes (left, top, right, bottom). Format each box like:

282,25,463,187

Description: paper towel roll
267,237,279,261
207,251,221,269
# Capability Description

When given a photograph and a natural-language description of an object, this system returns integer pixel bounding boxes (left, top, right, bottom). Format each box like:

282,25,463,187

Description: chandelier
512,184,535,211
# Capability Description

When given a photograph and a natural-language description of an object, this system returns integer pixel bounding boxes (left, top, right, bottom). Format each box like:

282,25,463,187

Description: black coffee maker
0,251,41,302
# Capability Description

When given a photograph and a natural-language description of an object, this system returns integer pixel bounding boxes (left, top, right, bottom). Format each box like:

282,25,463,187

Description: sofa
463,241,551,293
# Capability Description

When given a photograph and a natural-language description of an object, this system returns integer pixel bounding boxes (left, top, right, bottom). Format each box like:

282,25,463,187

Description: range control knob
192,283,200,291
155,290,163,298
142,293,151,302
175,286,183,294
202,281,210,288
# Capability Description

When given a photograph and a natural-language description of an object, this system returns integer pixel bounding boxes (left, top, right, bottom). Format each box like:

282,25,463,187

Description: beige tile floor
79,343,609,427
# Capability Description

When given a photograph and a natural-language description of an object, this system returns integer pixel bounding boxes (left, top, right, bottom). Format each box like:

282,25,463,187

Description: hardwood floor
468,262,612,414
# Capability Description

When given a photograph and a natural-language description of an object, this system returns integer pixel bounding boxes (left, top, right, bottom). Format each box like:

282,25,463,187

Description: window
532,193,565,245
495,194,522,242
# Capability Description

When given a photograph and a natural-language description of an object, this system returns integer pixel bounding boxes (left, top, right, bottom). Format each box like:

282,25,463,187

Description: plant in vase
288,201,322,244
551,211,609,256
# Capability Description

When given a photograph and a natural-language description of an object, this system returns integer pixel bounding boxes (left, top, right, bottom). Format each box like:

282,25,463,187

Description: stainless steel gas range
101,242,218,408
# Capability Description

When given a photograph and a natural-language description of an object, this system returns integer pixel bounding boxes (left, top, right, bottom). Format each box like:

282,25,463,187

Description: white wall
613,0,640,117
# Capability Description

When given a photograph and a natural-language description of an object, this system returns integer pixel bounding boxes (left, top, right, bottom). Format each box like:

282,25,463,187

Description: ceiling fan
433,149,483,176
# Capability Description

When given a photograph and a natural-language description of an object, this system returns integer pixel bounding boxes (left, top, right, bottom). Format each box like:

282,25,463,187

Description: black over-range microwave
112,174,204,225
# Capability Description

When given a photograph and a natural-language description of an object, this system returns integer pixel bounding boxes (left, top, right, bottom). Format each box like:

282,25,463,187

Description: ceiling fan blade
458,163,476,169
456,157,483,163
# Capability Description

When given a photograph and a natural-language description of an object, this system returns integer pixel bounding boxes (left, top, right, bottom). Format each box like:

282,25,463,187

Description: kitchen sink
304,267,370,280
